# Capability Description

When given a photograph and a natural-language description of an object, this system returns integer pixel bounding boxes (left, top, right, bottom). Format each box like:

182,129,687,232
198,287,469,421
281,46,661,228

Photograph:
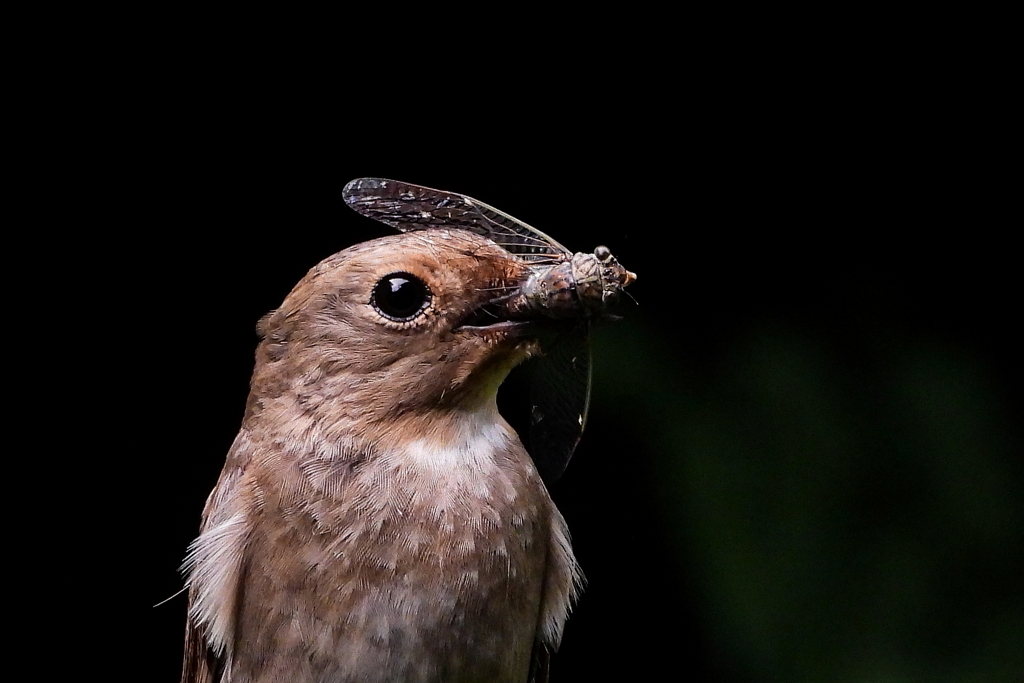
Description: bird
181,179,635,683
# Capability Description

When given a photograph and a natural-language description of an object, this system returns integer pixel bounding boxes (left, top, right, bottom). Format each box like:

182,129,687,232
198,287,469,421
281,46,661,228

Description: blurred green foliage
592,315,1023,682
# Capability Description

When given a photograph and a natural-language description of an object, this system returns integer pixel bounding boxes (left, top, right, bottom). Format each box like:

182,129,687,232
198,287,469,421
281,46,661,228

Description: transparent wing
528,325,593,484
343,178,570,263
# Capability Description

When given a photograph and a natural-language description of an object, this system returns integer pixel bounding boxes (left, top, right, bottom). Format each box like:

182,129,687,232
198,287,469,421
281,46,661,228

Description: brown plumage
181,180,634,682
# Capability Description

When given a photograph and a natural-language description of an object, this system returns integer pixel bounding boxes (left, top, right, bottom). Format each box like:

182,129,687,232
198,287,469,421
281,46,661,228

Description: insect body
511,246,635,320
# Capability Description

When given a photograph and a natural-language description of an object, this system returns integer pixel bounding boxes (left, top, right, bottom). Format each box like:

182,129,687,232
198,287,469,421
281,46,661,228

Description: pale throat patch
401,406,517,477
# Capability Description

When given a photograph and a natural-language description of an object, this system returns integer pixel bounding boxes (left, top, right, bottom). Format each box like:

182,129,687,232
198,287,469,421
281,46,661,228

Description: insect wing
528,325,593,484
343,178,570,264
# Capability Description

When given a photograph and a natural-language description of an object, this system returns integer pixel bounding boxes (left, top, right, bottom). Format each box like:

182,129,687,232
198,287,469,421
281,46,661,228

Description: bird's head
243,229,551,444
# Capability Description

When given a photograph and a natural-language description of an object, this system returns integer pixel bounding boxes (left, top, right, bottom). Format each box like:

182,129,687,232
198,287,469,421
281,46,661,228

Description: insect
342,177,636,483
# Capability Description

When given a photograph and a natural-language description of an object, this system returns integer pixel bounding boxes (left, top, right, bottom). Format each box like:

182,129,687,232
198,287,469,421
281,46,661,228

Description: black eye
371,272,431,321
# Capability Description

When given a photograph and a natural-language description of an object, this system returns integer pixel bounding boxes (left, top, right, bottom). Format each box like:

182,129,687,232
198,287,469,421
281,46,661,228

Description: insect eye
594,245,611,262
371,272,431,322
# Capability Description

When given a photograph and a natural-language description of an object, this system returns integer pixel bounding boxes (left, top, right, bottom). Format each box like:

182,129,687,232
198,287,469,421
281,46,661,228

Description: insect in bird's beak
342,178,637,482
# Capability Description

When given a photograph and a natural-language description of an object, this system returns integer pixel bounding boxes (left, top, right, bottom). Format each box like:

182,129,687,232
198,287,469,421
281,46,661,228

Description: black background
125,50,1021,683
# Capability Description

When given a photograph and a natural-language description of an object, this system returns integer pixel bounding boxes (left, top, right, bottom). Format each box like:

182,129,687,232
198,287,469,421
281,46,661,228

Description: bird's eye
371,272,431,322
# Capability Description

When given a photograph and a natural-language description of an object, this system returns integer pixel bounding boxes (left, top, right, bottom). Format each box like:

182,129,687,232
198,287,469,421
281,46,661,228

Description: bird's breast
232,412,554,682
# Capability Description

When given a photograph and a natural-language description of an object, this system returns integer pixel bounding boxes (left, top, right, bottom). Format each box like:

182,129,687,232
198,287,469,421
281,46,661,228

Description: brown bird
181,179,635,683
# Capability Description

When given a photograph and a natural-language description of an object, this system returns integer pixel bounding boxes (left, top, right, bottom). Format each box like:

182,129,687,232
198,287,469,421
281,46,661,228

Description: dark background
132,53,1021,682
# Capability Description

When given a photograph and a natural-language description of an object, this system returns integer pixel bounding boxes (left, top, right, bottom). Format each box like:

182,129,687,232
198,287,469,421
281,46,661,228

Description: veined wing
528,324,593,484
343,178,569,264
